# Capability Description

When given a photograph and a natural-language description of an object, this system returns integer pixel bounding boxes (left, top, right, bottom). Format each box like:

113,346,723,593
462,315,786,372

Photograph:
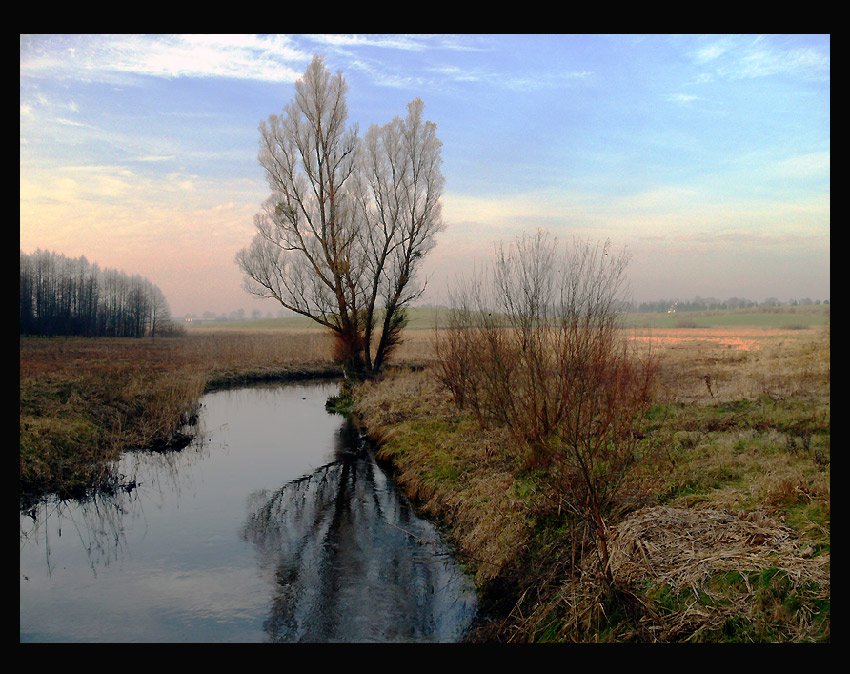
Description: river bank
349,326,830,642
20,325,830,641
19,333,340,505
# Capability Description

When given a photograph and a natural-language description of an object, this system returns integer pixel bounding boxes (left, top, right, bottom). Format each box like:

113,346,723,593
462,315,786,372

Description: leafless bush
434,230,660,583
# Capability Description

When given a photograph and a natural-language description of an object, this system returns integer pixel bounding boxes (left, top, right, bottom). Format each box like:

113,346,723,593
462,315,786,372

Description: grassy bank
20,331,340,505
19,313,830,641
351,322,830,642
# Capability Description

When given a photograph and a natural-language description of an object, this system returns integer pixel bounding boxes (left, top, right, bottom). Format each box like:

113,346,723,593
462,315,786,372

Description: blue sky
20,34,830,317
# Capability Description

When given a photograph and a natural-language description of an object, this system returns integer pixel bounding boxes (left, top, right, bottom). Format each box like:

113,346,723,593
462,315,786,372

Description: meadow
19,329,338,503
351,304,830,642
20,305,830,641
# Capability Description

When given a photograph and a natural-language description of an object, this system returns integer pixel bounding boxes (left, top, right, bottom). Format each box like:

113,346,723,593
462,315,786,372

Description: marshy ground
20,306,830,641
354,311,830,642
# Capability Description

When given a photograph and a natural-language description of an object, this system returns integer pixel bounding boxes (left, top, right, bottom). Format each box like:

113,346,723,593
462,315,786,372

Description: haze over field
20,34,830,317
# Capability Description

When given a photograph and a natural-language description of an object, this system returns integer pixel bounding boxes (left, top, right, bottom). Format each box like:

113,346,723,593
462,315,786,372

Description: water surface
20,380,477,642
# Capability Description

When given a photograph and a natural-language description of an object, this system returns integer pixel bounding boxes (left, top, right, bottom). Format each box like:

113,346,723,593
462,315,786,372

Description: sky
20,34,830,317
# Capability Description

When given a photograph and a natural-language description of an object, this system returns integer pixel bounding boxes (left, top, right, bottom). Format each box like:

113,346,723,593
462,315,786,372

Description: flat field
19,329,339,502
20,305,831,641
181,306,830,409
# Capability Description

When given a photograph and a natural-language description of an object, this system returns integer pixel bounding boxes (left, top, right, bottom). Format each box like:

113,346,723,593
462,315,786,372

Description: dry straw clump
603,505,829,593
517,501,830,642
575,504,832,641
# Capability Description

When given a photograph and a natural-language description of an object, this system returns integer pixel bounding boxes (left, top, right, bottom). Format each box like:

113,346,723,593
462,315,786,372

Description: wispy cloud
422,63,593,92
689,72,714,84
499,70,594,92
20,90,81,118
726,44,829,80
306,33,489,53
21,34,311,83
133,154,176,163
772,151,830,179
306,34,433,52
307,34,588,92
442,176,828,249
667,93,703,105
426,64,483,83
53,117,94,128
694,42,727,63
21,163,262,251
688,35,829,82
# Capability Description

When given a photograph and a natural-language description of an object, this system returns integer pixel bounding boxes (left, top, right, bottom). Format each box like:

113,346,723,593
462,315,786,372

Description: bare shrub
434,230,660,584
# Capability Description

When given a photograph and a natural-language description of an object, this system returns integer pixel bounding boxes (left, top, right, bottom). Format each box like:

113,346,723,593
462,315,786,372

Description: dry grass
355,368,532,585
511,501,829,643
629,325,830,402
605,505,829,593
186,322,436,370
20,330,340,503
179,330,338,388
351,320,830,642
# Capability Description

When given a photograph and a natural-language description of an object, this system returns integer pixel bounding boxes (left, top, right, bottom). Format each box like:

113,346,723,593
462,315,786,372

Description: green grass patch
641,567,830,642
20,415,104,499
189,306,454,332
624,304,829,330
188,304,830,334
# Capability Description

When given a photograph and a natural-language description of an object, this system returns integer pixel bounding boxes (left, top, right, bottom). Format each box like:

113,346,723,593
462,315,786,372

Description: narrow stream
20,380,478,643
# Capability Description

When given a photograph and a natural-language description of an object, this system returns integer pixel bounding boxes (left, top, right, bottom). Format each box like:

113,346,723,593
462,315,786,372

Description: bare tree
19,249,174,338
435,230,659,585
236,55,444,375
147,283,173,338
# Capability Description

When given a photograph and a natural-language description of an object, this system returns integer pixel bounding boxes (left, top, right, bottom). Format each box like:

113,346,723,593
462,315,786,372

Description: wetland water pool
20,380,478,643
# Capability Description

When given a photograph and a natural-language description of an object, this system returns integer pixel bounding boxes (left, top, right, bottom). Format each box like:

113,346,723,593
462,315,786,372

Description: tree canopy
236,55,445,375
20,249,175,338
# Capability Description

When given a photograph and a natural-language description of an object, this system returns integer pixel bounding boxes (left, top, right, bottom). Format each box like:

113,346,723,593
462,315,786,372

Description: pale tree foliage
236,55,444,374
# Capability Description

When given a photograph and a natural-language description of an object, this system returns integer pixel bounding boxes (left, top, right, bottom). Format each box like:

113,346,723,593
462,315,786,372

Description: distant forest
634,296,829,314
20,249,177,337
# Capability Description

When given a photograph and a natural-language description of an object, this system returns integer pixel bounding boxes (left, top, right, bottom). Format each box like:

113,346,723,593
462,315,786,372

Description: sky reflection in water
20,380,477,643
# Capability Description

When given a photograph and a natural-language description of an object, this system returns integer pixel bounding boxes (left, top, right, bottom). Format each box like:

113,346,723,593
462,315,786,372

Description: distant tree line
183,309,281,322
634,296,828,314
20,249,178,337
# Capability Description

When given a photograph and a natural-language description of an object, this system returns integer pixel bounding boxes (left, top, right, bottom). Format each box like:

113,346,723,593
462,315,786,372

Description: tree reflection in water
20,435,212,577
241,418,478,643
